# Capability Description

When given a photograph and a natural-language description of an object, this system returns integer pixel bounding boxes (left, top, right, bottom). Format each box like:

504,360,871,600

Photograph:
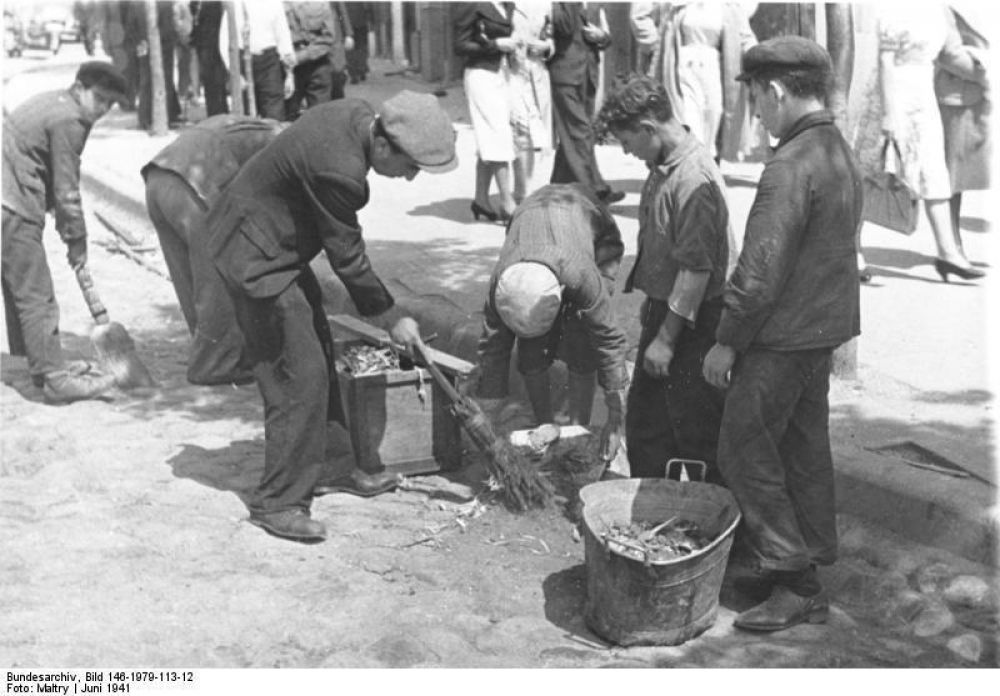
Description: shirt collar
648,128,700,175
776,109,836,149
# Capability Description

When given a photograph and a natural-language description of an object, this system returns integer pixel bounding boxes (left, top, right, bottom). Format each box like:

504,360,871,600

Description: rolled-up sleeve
49,119,89,244
716,160,807,351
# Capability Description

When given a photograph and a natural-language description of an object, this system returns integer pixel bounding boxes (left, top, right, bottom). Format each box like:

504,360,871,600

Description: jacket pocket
240,215,281,260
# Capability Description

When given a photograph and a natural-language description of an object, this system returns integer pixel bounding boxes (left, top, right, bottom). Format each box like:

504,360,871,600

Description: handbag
862,137,920,235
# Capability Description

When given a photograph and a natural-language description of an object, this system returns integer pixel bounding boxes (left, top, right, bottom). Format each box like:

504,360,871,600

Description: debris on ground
339,345,401,375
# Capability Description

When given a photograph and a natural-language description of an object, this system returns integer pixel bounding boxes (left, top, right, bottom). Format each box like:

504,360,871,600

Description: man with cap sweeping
2,61,128,404
141,115,286,387
475,183,629,463
702,36,862,631
208,90,458,543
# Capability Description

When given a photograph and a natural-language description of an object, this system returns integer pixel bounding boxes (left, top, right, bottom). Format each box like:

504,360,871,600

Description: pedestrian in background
141,115,285,386
129,0,183,130
283,1,338,120
327,2,355,100
654,1,757,163
97,1,140,111
702,37,862,632
225,0,296,121
191,1,229,117
206,91,457,543
936,1,991,257
629,2,662,78
454,1,519,223
509,1,554,204
475,183,628,463
598,74,734,483
548,2,622,204
2,63,128,404
345,1,374,83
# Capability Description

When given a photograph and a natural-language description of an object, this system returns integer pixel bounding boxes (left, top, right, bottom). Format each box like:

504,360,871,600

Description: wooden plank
329,313,476,378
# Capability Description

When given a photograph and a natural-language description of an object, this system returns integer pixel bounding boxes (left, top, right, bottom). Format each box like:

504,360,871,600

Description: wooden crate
330,315,475,476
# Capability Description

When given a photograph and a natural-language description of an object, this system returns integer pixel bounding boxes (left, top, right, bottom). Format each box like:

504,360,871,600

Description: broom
75,264,156,389
413,339,554,511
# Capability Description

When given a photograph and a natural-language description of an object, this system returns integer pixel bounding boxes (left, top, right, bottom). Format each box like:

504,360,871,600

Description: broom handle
413,339,464,404
74,265,110,325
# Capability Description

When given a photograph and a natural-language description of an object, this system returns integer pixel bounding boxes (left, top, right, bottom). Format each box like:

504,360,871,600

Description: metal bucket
580,478,741,646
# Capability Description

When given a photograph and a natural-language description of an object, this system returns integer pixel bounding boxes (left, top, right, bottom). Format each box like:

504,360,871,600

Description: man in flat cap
475,183,628,463
702,36,862,631
142,115,287,387
2,61,128,404
207,90,457,543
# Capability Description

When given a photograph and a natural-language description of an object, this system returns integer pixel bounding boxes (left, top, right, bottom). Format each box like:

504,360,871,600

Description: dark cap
379,90,458,173
75,61,129,104
736,35,832,82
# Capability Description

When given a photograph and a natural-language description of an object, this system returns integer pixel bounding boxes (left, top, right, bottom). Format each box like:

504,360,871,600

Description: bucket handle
665,458,707,482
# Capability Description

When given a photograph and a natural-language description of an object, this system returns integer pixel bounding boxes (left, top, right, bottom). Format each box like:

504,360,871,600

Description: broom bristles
93,322,156,389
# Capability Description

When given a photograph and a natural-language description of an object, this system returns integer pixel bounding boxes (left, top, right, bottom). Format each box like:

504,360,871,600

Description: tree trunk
825,3,854,133
145,0,167,135
226,1,243,115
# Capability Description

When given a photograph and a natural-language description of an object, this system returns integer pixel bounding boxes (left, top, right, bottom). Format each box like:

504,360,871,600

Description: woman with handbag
508,2,554,204
454,2,519,223
855,3,985,282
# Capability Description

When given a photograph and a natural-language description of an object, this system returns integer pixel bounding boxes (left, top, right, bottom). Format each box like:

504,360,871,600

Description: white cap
494,262,563,338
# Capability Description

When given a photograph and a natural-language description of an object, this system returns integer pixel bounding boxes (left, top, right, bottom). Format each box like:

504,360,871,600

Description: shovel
75,265,156,389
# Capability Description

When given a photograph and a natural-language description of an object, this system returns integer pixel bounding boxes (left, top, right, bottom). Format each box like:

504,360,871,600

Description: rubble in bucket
601,517,713,563
339,345,401,375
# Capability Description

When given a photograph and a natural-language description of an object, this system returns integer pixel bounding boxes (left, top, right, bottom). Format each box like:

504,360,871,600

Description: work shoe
42,367,117,404
598,189,626,204
733,585,830,632
314,469,399,498
248,509,327,543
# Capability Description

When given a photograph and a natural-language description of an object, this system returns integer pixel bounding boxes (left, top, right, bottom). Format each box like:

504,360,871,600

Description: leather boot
314,469,398,497
734,585,830,631
248,509,327,543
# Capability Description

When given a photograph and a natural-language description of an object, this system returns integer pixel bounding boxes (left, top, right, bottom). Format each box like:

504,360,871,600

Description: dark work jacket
206,99,393,316
453,2,513,71
716,110,862,352
478,183,627,396
549,2,609,87
141,115,278,210
2,89,92,243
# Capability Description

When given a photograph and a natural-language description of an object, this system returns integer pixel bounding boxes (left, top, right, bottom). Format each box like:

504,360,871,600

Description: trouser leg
549,82,607,196
232,277,328,514
717,347,837,572
1,209,65,379
252,48,286,121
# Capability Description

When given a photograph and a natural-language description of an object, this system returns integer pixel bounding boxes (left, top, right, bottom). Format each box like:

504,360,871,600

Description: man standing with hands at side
208,91,458,543
702,37,862,631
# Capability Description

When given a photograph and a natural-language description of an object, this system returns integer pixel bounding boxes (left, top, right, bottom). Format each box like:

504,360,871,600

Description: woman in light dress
855,3,986,281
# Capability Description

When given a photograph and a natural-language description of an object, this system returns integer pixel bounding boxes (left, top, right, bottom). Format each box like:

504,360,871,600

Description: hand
493,36,519,53
66,238,87,271
136,40,148,57
525,38,551,57
702,343,736,389
599,414,623,462
283,71,295,99
642,337,674,379
344,36,355,53
581,24,607,45
389,317,421,348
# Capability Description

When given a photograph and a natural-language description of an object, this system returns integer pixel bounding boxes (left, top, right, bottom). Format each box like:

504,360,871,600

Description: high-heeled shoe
934,258,985,282
470,201,498,222
859,267,873,284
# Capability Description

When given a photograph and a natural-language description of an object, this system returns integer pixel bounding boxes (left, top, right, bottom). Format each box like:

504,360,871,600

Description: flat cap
75,61,129,103
736,35,832,82
379,90,458,173
494,262,563,339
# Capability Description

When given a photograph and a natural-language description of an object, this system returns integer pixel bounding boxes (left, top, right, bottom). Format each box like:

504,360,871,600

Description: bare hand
581,24,607,45
493,37,519,53
599,417,623,462
344,36,355,53
66,238,87,271
390,317,421,348
702,343,736,389
642,337,674,379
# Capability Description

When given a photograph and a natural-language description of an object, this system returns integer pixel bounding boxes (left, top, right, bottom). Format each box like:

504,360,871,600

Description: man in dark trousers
702,37,862,631
2,62,128,404
142,115,285,386
127,0,181,130
208,91,458,543
191,1,229,116
475,183,628,463
597,75,734,484
283,2,345,120
548,2,622,203
345,1,373,83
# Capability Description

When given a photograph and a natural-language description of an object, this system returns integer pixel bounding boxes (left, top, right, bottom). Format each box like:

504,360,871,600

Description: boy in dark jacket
2,62,128,404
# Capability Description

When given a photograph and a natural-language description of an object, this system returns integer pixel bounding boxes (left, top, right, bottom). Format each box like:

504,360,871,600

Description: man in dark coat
345,1,373,83
475,183,628,462
190,1,229,116
2,62,128,404
126,0,181,130
207,91,457,543
548,2,621,203
283,2,350,120
141,115,284,386
702,37,862,632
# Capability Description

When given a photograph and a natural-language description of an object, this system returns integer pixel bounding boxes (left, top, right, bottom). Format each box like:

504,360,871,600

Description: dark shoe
733,585,829,632
248,509,326,542
859,266,873,283
598,189,626,204
42,368,117,404
934,258,985,282
314,469,399,497
470,201,498,222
